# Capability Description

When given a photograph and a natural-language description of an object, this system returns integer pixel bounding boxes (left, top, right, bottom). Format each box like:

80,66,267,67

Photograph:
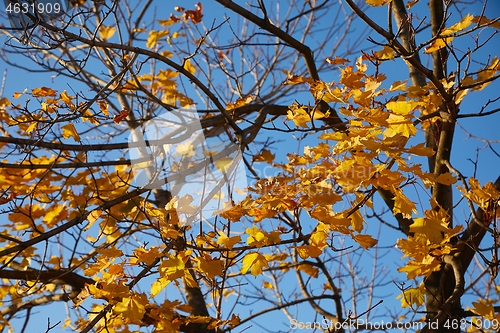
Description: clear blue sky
0,1,499,332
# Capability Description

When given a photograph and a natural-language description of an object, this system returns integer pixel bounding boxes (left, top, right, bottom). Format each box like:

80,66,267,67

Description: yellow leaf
253,149,275,163
454,88,469,105
133,247,163,265
468,300,495,320
472,16,500,29
287,106,326,128
82,110,99,125
397,286,425,308
374,45,395,60
406,143,435,156
350,210,364,232
159,254,185,281
366,0,392,6
197,255,223,279
0,97,9,107
326,56,350,65
97,247,123,257
146,30,169,48
435,172,457,185
158,18,177,26
298,264,319,278
263,281,273,289
352,234,378,249
386,100,414,115
425,14,473,53
183,59,196,75
99,25,116,40
392,189,417,219
410,217,450,244
151,277,170,297
113,295,146,324
226,95,255,110
217,233,241,249
61,123,81,142
13,92,23,98
389,80,408,92
43,204,67,228
215,157,233,172
60,90,75,110
384,114,416,138
241,252,268,277
26,121,38,134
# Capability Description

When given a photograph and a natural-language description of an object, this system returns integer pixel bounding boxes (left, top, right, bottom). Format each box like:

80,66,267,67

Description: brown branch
0,159,132,169
0,269,93,290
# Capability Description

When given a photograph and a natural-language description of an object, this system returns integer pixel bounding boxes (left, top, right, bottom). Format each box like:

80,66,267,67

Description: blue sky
0,1,499,332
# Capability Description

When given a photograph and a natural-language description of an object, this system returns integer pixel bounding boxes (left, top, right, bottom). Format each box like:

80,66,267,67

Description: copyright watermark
290,318,500,331
128,107,248,225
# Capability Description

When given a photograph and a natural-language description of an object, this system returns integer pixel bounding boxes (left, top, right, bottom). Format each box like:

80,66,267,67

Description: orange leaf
352,234,378,249
253,149,275,163
32,87,57,97
113,110,129,124
434,173,457,185
61,123,81,142
326,56,350,65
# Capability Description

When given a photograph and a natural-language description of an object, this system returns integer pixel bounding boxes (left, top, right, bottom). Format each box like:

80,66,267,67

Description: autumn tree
0,0,499,332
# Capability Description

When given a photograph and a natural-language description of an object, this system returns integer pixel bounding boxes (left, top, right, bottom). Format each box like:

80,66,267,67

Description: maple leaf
410,217,450,244
425,14,474,53
59,90,76,110
352,234,378,249
97,100,108,117
150,277,170,298
183,59,196,75
397,286,425,308
386,100,414,115
99,25,116,40
384,114,416,138
326,56,350,65
253,149,275,164
365,0,392,6
146,30,169,48
196,254,223,279
114,294,147,324
32,87,57,97
468,299,495,320
392,189,417,218
159,254,185,281
406,143,435,156
287,105,326,128
217,233,241,248
241,252,268,277
298,264,319,278
263,281,273,289
113,109,129,124
373,45,395,60
226,95,255,110
61,123,81,142
472,15,500,29
434,172,457,185
183,2,203,24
